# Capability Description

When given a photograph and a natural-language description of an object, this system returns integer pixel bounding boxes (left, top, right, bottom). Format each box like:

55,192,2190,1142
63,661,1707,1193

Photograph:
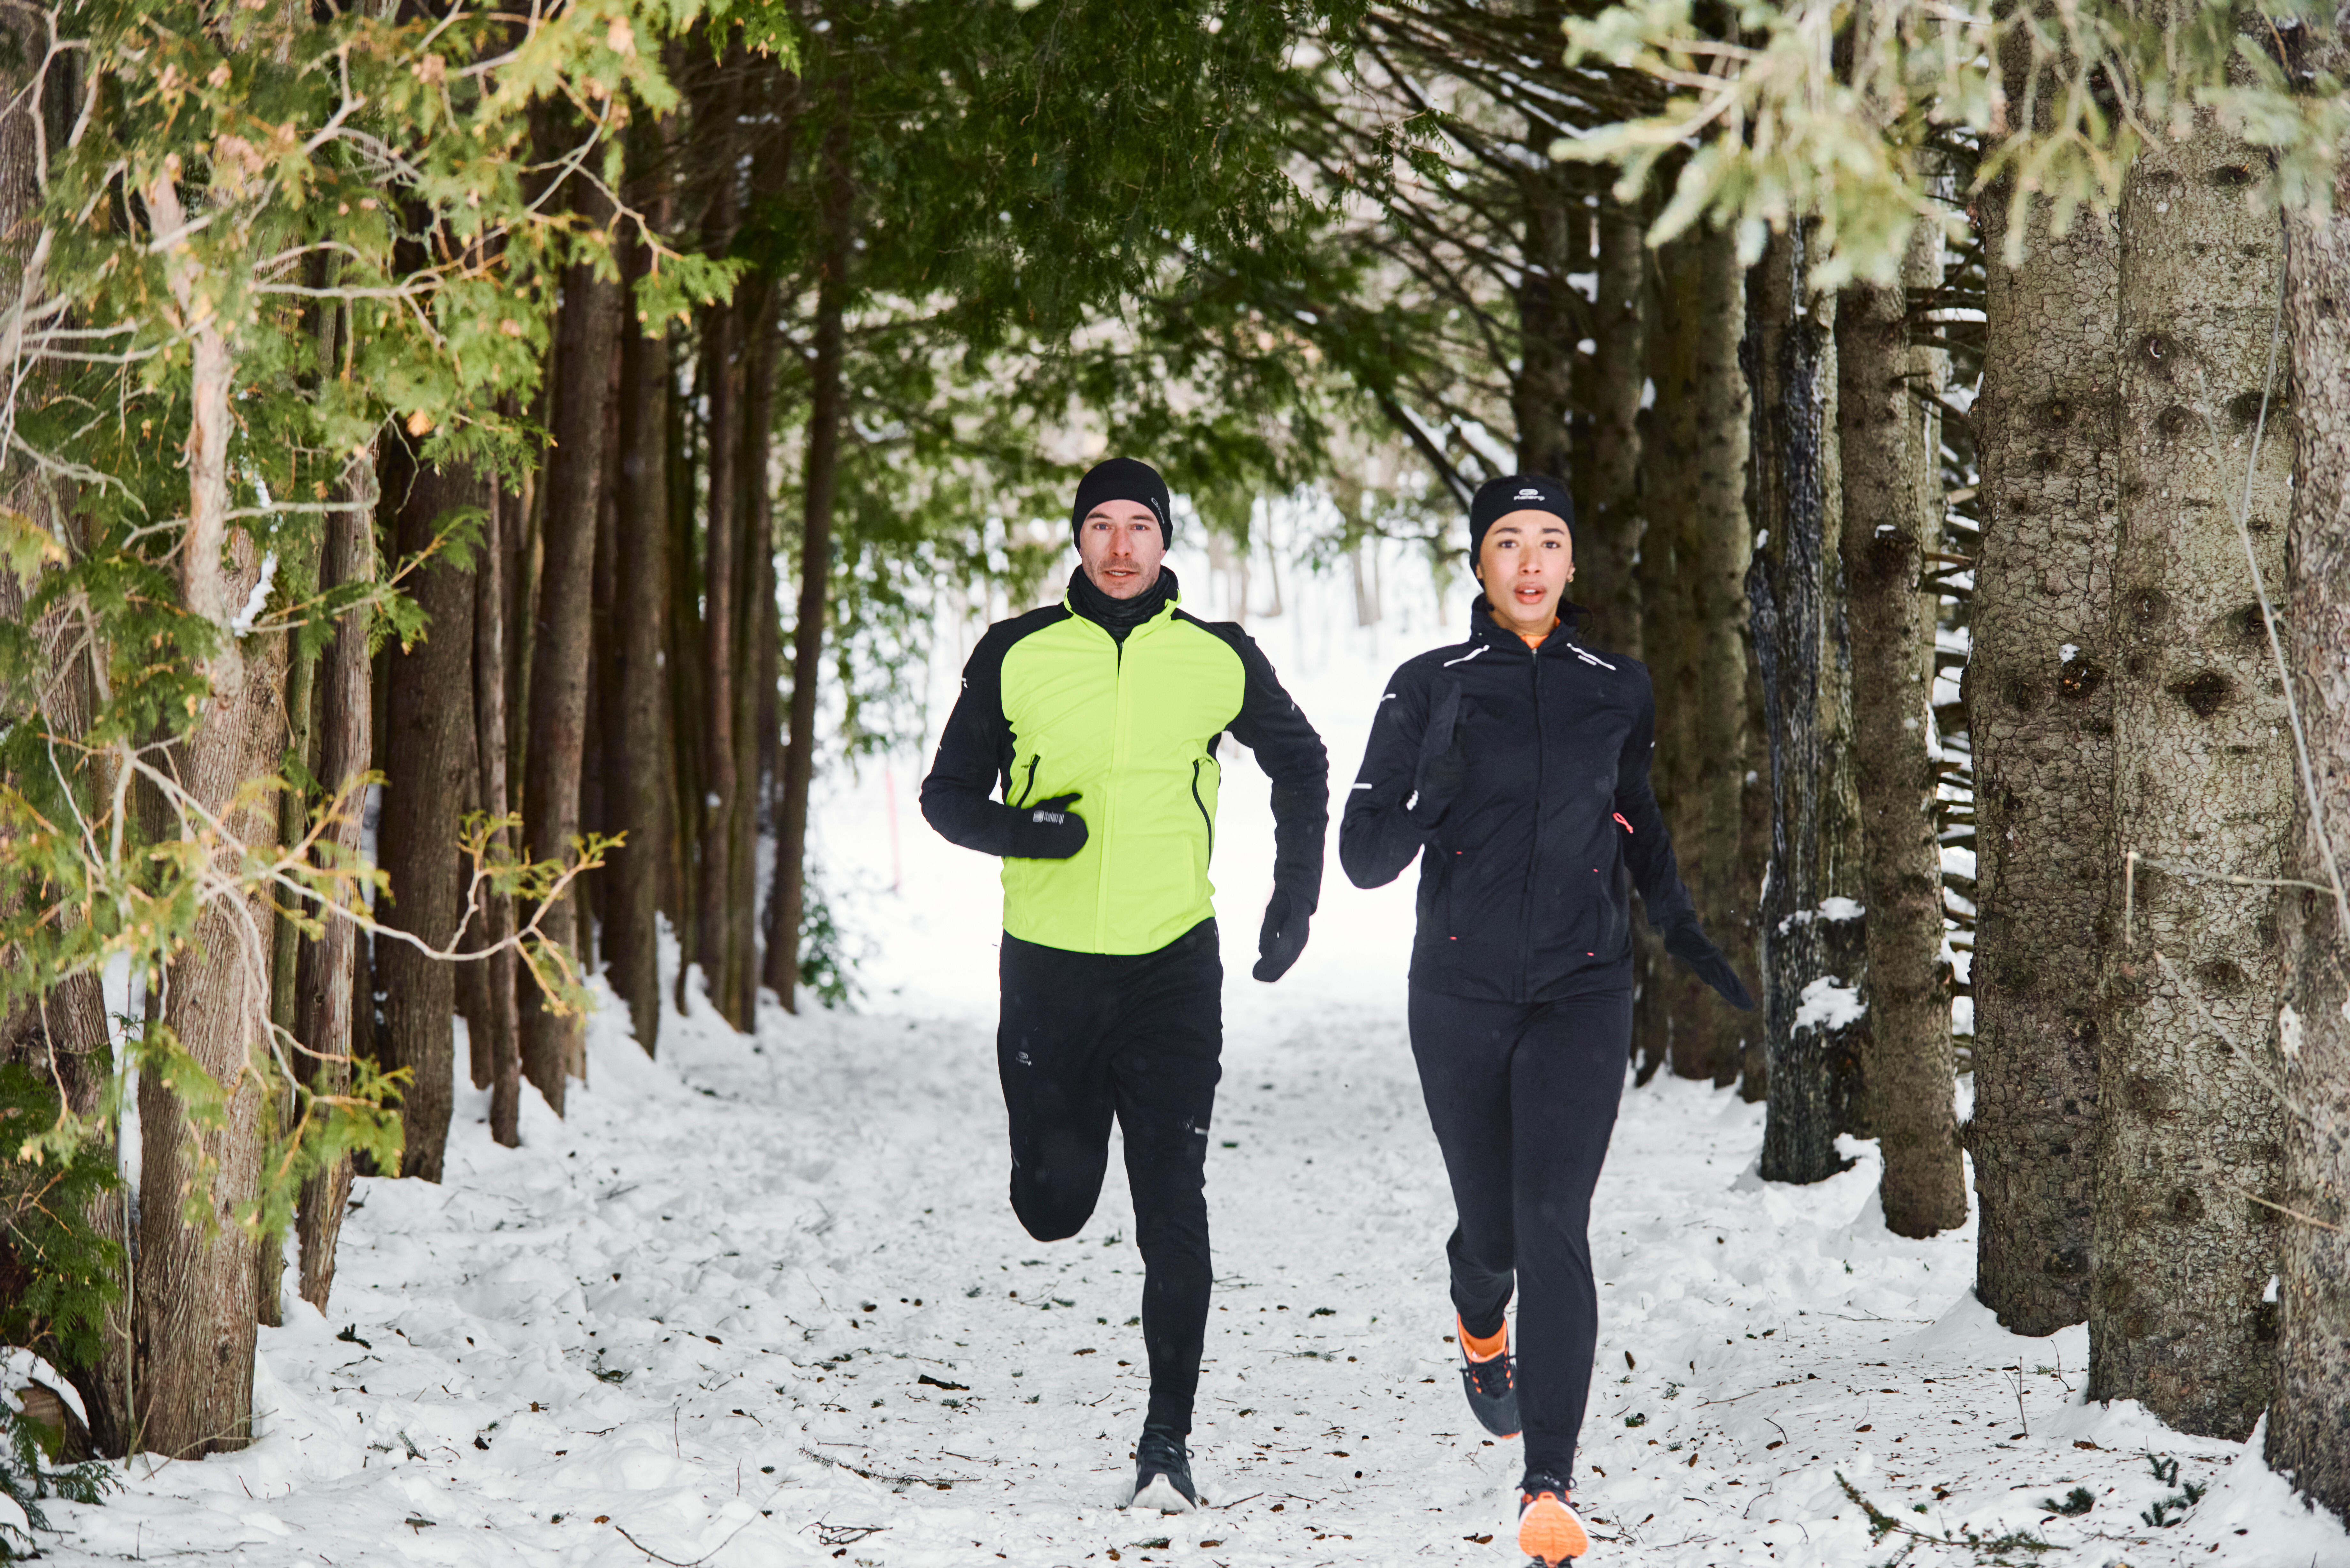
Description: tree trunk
474,481,523,1145
2085,109,2293,1440
1745,225,1865,1183
138,541,284,1458
729,285,778,1026
769,99,854,1010
1837,226,1967,1238
521,256,624,1111
1581,197,1644,656
665,342,706,1012
1640,228,1754,1088
375,449,482,1182
1510,155,1582,490
1968,189,2119,1333
295,455,376,1308
606,241,672,1058
694,291,744,1023
2268,143,2350,1526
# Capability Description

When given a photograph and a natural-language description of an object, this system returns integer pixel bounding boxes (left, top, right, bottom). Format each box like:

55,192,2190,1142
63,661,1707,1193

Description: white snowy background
23,523,2348,1567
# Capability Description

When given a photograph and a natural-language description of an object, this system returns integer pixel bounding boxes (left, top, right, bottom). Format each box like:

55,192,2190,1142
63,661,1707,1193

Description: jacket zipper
1514,641,1544,1003
1099,621,1134,950
1015,755,1041,807
1190,758,1214,856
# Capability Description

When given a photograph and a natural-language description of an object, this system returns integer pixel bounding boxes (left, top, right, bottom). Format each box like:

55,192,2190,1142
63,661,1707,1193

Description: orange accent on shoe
1518,1489,1590,1564
1457,1316,1507,1362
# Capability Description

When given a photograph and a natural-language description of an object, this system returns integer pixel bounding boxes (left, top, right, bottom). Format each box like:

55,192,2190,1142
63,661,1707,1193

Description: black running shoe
1128,1425,1200,1512
1458,1315,1521,1439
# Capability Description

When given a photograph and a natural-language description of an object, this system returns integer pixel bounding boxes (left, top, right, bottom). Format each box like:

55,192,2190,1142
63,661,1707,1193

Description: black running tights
997,920,1223,1438
1408,986,1630,1485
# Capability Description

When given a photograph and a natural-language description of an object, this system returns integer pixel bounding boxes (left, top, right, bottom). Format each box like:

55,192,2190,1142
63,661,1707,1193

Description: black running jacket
1340,600,1697,1003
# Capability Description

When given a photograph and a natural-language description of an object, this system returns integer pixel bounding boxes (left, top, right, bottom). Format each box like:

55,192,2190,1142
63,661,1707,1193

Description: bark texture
1577,197,1643,655
473,484,523,1145
770,102,853,1010
2086,111,2294,1440
1638,229,1754,1086
137,536,285,1458
1968,192,2119,1333
1746,227,1865,1182
521,257,624,1111
730,289,778,1023
374,453,482,1182
606,254,671,1056
2267,151,2350,1525
1837,228,1967,1238
295,461,375,1308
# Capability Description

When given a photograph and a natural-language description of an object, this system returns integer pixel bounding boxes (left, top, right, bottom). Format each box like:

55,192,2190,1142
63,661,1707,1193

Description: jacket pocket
1190,758,1215,856
1013,754,1042,808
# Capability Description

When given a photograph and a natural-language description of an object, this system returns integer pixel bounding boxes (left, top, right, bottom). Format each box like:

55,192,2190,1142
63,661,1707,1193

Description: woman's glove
1410,741,1467,824
1663,915,1756,1010
1253,886,1314,982
1007,793,1088,860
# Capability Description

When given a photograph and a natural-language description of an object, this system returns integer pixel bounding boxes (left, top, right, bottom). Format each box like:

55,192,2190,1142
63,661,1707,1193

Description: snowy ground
27,538,2350,1566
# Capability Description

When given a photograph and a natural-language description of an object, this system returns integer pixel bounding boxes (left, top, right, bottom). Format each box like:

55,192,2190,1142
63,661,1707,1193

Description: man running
920,457,1328,1513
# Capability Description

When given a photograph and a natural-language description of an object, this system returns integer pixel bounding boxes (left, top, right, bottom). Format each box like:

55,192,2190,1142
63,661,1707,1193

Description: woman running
1340,475,1754,1564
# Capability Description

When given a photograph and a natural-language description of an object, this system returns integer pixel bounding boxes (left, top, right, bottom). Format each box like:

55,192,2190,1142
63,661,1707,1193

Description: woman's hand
1662,915,1756,1010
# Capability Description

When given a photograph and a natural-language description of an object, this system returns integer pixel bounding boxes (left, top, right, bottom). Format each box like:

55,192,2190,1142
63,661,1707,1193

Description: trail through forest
36,955,2339,1567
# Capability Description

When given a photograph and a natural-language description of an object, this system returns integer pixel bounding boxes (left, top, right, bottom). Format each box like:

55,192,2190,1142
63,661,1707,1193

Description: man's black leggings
998,919,1223,1438
1408,985,1631,1486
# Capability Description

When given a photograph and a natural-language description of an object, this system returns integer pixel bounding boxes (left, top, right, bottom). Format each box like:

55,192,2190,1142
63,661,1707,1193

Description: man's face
1077,498,1167,600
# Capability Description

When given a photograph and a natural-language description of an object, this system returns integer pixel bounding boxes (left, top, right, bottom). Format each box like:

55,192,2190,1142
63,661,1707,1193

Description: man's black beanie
1070,457,1173,547
1468,474,1574,561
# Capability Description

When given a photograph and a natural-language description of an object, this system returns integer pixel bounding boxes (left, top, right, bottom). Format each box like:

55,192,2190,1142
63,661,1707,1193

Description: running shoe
1457,1315,1521,1439
1128,1424,1199,1512
1517,1474,1590,1564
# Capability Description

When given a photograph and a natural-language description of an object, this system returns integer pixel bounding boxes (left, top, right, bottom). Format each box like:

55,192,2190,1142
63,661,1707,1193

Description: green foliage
794,858,860,1013
0,1068,123,1375
2037,1485,2094,1516
1560,0,2349,288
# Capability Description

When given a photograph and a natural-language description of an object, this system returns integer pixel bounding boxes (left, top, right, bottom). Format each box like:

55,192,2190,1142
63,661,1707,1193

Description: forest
0,0,2345,1555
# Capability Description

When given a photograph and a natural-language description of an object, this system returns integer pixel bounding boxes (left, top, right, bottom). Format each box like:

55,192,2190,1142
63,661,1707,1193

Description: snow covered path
36,970,2346,1567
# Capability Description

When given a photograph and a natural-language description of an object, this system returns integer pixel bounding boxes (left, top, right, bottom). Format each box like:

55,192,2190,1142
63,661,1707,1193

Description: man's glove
1007,793,1088,860
1253,886,1313,982
1410,741,1467,824
1662,915,1756,1010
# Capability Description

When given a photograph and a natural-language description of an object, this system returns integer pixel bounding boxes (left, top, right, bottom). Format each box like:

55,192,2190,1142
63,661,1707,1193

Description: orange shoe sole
1518,1491,1590,1564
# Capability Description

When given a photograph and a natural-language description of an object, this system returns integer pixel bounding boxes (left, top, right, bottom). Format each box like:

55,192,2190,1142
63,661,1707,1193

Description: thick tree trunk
296,459,376,1307
1581,198,1644,656
1837,227,1967,1238
138,538,285,1458
1746,226,1866,1183
2268,148,2350,1526
375,450,482,1182
1968,191,2119,1333
606,245,672,1058
729,285,778,1025
521,257,624,1110
2086,110,2293,1440
1511,156,1583,492
1639,229,1754,1088
769,103,854,1010
473,483,523,1145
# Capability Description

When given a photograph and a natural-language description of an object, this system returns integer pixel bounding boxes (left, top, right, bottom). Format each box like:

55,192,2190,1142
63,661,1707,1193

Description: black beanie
1070,457,1173,548
1468,474,1574,561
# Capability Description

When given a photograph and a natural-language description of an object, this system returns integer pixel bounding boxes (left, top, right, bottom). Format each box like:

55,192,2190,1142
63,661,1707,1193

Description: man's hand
1007,793,1088,860
1253,887,1313,982
1662,916,1755,1010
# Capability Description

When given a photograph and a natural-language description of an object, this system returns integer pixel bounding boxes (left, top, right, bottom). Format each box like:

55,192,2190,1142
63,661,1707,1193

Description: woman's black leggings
997,919,1223,1438
1408,985,1631,1486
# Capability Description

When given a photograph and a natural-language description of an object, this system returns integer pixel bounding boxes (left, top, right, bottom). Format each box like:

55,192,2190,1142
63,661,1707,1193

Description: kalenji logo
1515,488,1541,499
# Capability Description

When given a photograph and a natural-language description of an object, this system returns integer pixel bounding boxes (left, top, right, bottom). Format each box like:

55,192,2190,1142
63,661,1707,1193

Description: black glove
1006,793,1087,860
1253,886,1313,982
1663,915,1756,1010
1410,742,1467,823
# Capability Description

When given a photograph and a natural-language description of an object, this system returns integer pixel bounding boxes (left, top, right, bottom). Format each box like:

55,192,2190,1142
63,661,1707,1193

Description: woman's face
1475,509,1575,636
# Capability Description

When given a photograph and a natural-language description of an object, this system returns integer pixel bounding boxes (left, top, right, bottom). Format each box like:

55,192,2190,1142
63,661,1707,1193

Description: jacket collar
1467,594,1586,657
